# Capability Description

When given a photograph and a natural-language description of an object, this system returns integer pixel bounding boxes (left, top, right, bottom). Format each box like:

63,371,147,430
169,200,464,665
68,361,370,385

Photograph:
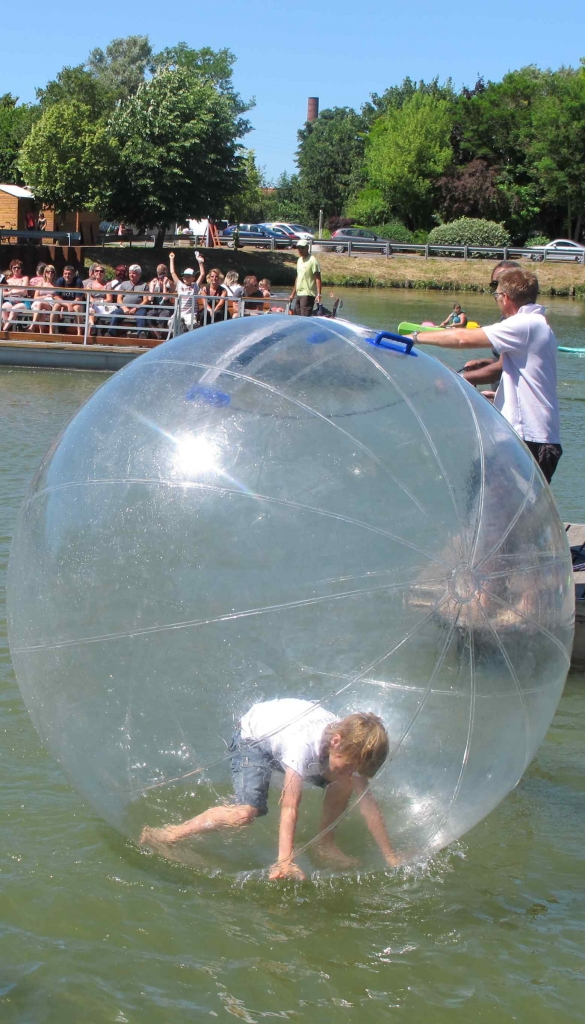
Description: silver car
528,239,585,262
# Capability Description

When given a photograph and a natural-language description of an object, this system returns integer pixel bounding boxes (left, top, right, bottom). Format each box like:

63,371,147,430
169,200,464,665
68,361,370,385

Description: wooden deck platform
0,336,149,371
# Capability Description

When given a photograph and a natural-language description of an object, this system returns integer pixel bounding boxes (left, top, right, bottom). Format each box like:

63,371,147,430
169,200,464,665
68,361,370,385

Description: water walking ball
8,316,574,873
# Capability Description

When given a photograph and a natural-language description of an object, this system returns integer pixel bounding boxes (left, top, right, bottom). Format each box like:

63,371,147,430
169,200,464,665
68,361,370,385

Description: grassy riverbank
84,246,585,297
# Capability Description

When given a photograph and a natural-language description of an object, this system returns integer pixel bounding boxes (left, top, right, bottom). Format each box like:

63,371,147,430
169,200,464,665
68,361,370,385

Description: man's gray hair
129,264,142,273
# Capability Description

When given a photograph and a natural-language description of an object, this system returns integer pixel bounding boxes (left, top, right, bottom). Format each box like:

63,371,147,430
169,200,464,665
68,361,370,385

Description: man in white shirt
409,269,562,482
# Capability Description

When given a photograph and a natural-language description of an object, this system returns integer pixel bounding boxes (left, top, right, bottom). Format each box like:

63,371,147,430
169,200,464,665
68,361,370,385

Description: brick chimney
307,97,319,123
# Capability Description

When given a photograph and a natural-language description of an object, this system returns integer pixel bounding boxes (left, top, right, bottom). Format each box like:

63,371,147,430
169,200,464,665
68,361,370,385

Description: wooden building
0,184,100,244
0,184,35,233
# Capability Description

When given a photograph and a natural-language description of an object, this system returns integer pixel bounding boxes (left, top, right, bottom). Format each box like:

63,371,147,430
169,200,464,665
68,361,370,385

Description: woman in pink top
2,259,31,330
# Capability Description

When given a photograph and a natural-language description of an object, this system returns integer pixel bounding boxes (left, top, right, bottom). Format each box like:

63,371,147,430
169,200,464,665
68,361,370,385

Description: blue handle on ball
366,331,418,356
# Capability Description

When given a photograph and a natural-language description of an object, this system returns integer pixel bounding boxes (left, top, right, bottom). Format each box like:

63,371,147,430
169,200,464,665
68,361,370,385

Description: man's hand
169,251,176,261
464,358,492,371
268,859,306,881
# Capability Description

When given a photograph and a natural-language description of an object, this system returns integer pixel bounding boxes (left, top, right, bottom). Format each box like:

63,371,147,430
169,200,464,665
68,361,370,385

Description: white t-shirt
483,304,560,443
177,280,200,318
240,699,336,777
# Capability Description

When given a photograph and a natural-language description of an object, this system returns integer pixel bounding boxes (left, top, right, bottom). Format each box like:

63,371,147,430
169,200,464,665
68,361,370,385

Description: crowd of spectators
1,256,285,339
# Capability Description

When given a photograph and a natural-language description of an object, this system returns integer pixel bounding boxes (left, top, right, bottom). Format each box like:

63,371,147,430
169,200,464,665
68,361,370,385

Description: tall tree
228,150,266,222
363,76,455,123
18,101,118,211
104,65,250,232
296,107,367,220
527,65,585,240
363,93,453,229
0,94,38,183
86,36,155,100
36,65,114,118
262,172,307,224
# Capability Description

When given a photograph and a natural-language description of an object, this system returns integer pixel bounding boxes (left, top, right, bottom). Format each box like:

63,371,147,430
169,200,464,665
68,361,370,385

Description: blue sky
1,0,583,181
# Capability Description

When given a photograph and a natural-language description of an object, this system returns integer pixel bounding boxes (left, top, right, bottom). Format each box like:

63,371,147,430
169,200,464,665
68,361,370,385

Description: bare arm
269,768,305,880
315,271,322,300
168,252,182,288
352,776,401,867
463,356,503,386
196,255,206,288
413,326,492,350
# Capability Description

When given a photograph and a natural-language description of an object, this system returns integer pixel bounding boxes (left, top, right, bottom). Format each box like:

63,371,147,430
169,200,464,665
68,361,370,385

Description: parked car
261,223,300,242
289,223,315,240
267,222,315,242
222,224,293,248
528,239,585,262
330,227,385,252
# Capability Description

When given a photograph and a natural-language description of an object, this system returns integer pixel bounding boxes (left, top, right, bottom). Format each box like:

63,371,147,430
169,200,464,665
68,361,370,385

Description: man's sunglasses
488,279,498,292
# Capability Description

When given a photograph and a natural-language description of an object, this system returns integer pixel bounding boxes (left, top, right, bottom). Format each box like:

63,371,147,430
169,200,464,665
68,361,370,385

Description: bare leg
314,775,360,869
74,303,84,336
140,803,258,846
49,305,61,334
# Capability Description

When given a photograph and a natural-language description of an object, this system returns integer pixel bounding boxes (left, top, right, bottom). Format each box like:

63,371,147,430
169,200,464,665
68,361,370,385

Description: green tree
104,65,250,232
228,150,265,222
363,93,453,229
364,75,455,122
36,65,114,118
153,43,238,95
86,36,155,100
296,107,367,220
0,94,38,183
527,65,585,240
18,101,117,211
262,172,307,224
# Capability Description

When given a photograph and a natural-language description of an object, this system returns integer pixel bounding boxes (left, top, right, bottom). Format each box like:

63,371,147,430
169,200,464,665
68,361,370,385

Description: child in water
140,698,399,879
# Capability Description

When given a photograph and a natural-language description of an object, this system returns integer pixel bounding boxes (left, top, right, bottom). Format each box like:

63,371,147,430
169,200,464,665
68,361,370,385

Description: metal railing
309,239,585,263
0,228,82,245
1,285,293,344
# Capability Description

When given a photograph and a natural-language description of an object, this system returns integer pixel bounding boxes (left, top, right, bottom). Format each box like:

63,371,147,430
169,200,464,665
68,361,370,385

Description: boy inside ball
140,698,399,879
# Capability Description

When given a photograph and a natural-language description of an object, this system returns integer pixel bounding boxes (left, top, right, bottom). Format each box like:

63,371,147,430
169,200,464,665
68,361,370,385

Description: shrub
524,235,550,248
373,220,415,244
427,218,510,248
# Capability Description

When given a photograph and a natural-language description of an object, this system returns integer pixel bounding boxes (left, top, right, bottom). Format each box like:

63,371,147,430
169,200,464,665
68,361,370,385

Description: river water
1,290,584,1024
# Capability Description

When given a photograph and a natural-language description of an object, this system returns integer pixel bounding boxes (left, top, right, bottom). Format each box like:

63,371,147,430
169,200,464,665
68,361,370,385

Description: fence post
385,242,390,258
348,240,352,258
82,291,90,346
504,247,508,261
425,245,429,260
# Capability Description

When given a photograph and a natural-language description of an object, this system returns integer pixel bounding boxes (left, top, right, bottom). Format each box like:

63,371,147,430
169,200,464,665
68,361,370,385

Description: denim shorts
229,731,329,817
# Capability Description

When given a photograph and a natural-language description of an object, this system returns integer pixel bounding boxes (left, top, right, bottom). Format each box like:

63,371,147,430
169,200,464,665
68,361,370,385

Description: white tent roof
0,184,34,199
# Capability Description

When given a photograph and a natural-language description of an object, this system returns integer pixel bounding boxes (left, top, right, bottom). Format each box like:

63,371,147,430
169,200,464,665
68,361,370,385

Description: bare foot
139,824,182,846
314,843,360,870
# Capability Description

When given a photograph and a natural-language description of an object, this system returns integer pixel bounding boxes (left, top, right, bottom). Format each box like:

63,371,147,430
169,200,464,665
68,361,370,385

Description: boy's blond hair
322,712,389,777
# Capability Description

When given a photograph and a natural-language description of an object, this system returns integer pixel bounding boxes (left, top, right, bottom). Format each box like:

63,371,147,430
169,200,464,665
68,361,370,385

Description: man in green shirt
290,240,322,316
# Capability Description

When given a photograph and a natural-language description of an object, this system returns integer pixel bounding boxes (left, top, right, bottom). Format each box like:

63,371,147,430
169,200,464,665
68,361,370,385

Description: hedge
427,218,511,248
